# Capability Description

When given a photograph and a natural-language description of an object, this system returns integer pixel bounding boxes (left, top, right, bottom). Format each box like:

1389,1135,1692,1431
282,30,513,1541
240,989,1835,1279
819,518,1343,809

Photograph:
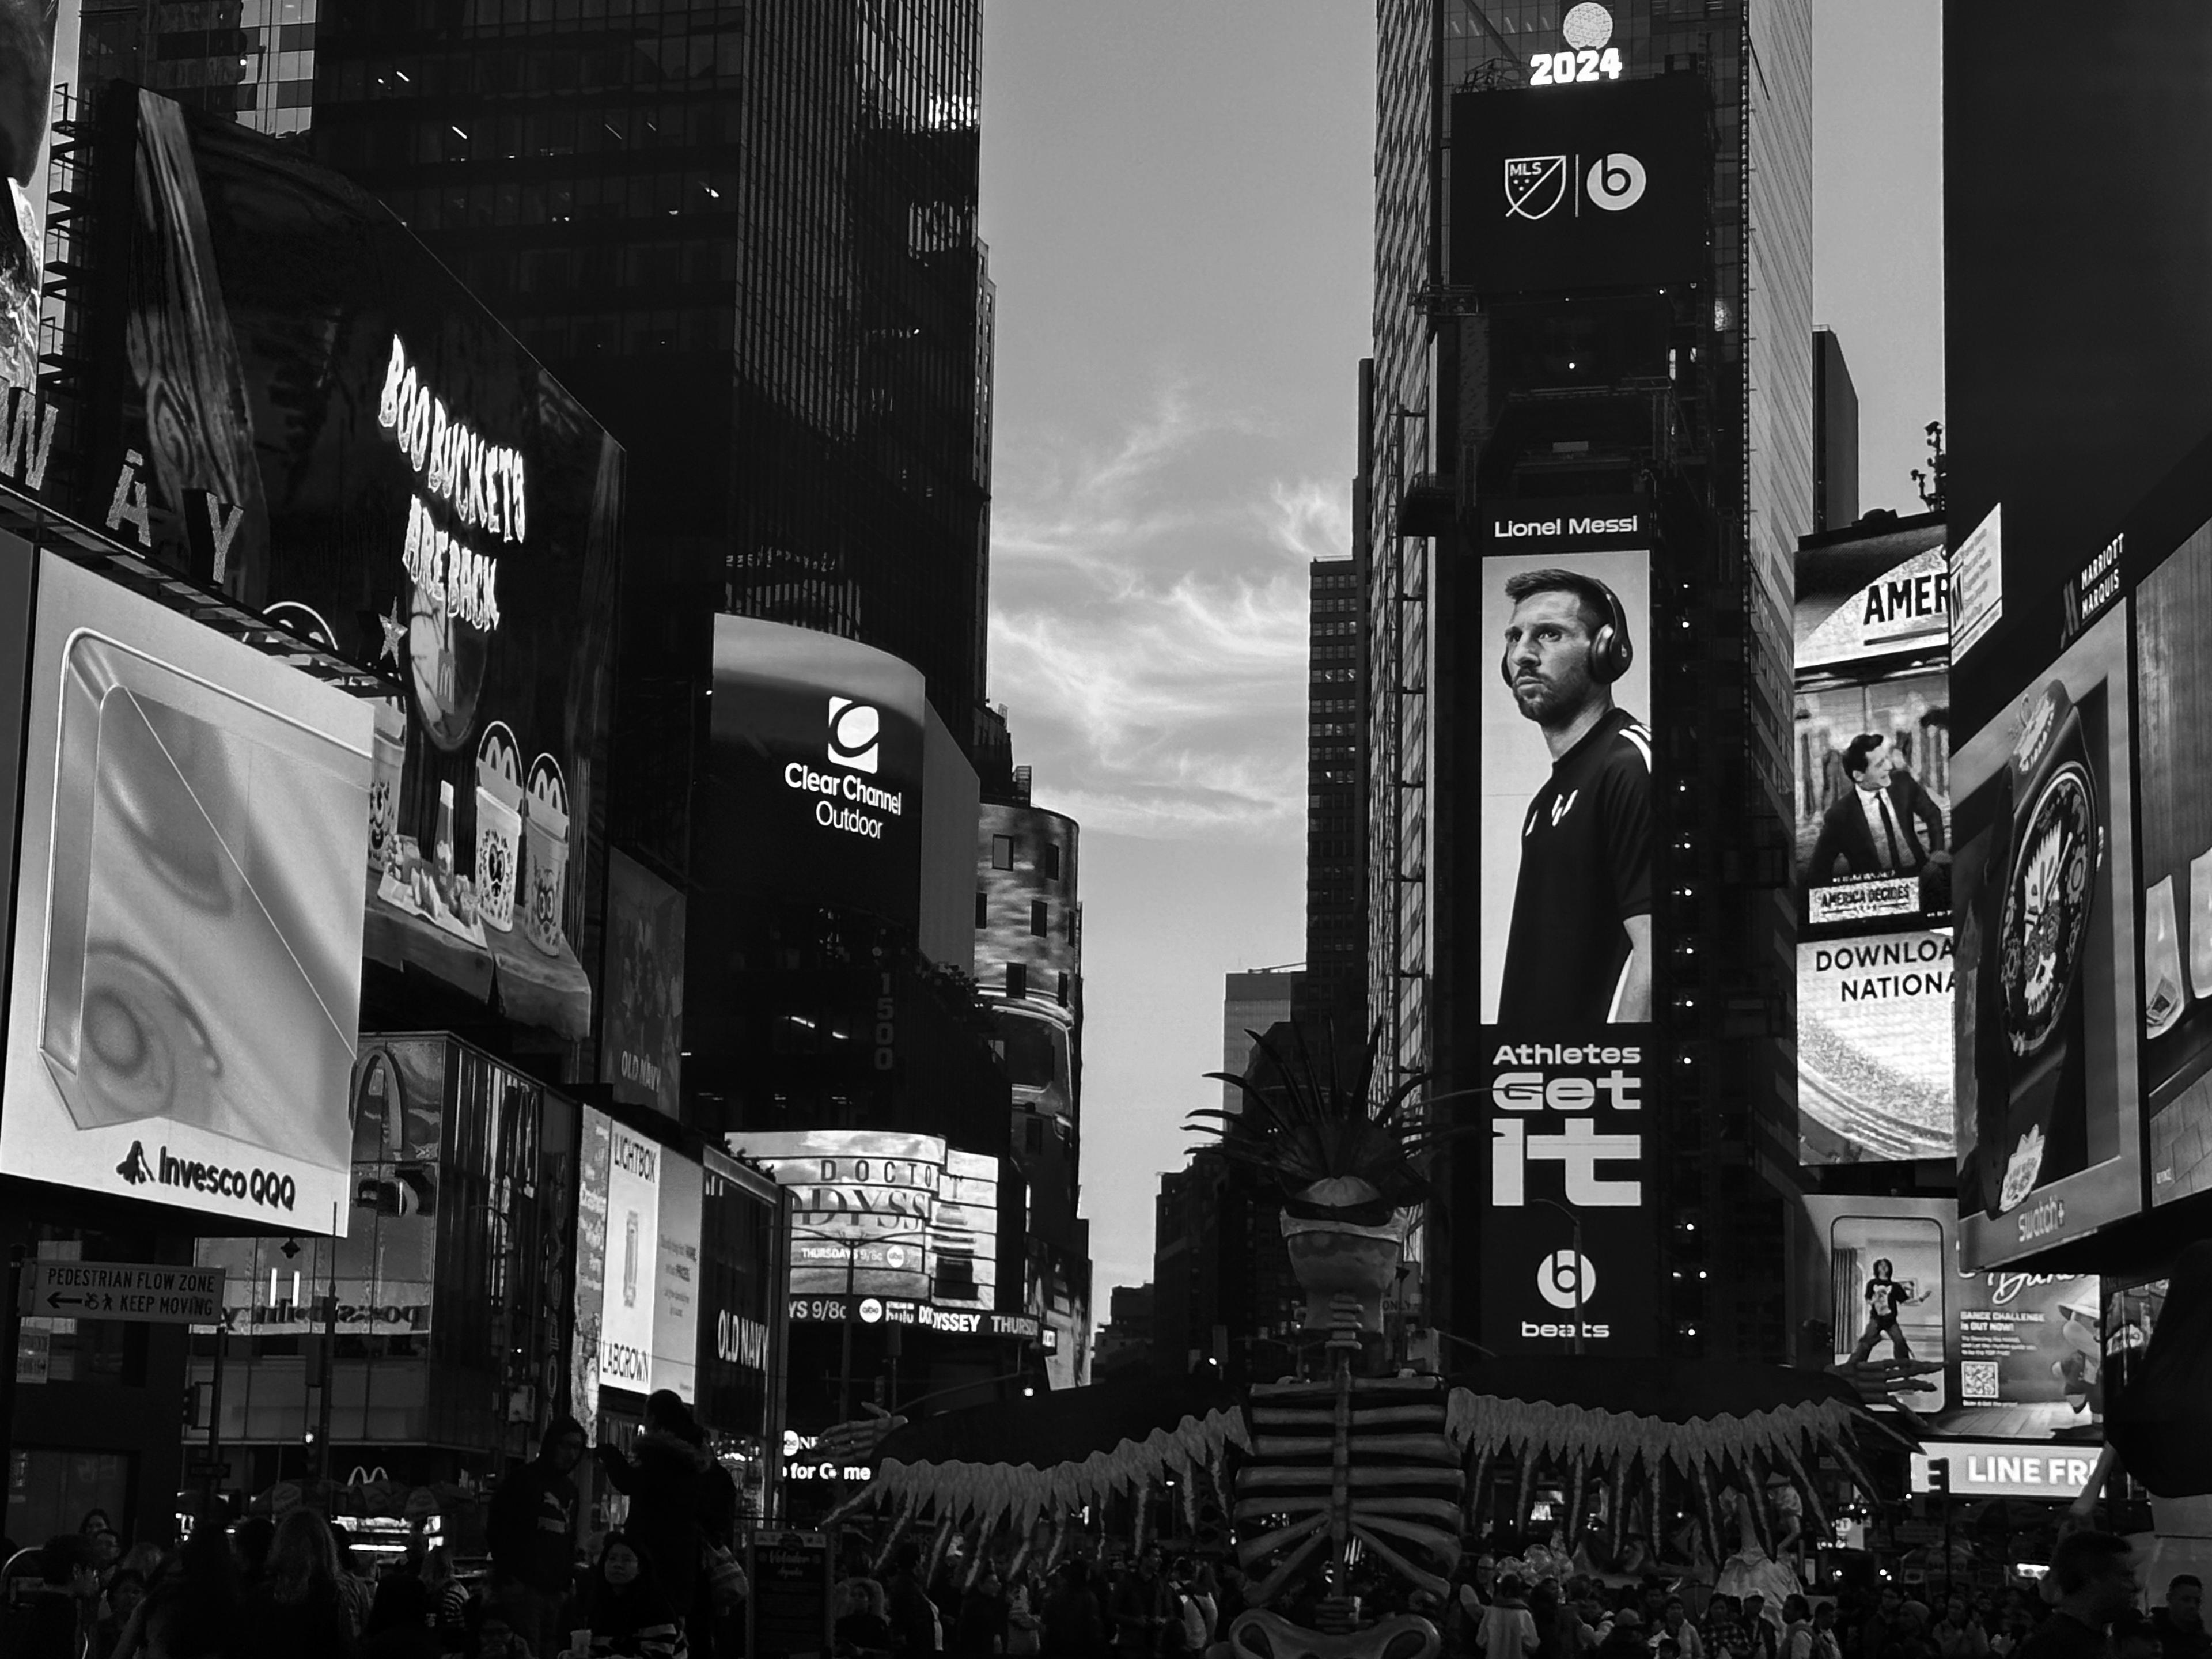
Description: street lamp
1528,1195,1586,1355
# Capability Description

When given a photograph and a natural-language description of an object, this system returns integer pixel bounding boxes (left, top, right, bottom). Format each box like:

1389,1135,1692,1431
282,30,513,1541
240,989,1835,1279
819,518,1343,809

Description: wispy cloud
988,381,1344,839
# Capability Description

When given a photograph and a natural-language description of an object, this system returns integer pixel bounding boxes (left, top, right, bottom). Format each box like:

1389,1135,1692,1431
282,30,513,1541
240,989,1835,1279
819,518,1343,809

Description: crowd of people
10,1457,2209,1659
2,1388,740,1659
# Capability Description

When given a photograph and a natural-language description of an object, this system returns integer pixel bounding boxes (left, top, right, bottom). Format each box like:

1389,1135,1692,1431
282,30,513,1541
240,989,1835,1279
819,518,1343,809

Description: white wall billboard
598,1118,662,1392
1,553,372,1232
652,1150,703,1403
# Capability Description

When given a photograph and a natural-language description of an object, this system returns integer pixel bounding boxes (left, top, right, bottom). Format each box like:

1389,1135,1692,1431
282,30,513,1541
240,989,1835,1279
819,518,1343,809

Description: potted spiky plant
1192,1024,1457,1336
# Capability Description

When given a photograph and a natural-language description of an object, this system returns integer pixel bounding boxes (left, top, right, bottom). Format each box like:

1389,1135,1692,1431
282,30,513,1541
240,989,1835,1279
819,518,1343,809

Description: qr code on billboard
1963,1361,2000,1402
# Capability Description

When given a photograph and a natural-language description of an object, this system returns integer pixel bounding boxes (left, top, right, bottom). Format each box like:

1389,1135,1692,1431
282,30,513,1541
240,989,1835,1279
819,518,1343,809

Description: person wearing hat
1601,1609,1650,1659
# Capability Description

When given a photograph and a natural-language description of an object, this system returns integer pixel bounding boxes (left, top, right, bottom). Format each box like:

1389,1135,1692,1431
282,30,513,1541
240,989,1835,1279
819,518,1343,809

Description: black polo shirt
1498,706,1654,1027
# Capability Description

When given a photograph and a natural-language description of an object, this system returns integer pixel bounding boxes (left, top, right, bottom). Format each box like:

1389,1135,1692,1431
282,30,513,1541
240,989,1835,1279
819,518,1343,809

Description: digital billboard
706,615,927,927
733,1129,940,1304
0,552,373,1231
652,1150,703,1404
2131,522,2212,1206
603,851,685,1120
697,1150,782,1437
81,91,620,1040
1449,73,1711,297
600,1118,662,1395
1475,528,1657,1355
1794,527,1954,1165
732,1127,1016,1333
1952,606,2141,1267
1805,1195,2103,1447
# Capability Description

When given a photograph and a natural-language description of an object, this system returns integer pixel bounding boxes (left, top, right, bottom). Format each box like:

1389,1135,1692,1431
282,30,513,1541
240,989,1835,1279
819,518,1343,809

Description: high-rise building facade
1298,547,1369,1034
1222,968,1301,1113
1365,0,1811,1363
1814,326,1860,532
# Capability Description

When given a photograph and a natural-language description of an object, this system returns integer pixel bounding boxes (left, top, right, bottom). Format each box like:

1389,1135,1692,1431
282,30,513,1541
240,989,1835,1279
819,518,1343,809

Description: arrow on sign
47,1294,94,1311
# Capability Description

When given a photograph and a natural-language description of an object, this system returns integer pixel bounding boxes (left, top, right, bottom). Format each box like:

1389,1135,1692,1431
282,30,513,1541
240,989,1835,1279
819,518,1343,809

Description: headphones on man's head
1499,574,1633,689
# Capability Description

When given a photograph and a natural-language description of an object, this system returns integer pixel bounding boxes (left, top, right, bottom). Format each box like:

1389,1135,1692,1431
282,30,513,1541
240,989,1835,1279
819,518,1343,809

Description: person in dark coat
239,1509,358,1659
1042,1559,1107,1659
956,1569,1009,1659
19,1535,98,1659
587,1533,688,1659
491,1415,588,1656
887,1544,942,1659
595,1393,711,1620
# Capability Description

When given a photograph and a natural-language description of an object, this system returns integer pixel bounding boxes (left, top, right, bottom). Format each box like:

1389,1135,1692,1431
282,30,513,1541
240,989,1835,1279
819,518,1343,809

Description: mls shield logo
1504,156,1568,220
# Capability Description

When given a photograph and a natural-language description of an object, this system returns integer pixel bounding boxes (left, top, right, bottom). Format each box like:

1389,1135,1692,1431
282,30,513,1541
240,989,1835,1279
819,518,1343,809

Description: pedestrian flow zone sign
18,1262,225,1323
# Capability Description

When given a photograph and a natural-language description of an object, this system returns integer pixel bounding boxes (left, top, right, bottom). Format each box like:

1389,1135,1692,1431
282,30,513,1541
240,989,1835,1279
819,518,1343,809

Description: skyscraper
1365,0,1811,1363
301,3,995,877
1298,532,1369,1036
1814,326,1860,532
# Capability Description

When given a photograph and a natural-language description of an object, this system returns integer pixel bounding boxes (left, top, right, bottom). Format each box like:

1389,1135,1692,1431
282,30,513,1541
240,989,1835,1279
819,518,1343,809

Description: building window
1006,963,1027,999
1043,843,1062,880
1029,900,1047,937
975,890,987,928
1056,971,1070,1007
991,835,1014,870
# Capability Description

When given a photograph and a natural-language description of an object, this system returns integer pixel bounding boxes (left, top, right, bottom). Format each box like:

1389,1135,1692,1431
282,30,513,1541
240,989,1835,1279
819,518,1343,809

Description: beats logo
1585,153,1646,211
1536,1248,1597,1310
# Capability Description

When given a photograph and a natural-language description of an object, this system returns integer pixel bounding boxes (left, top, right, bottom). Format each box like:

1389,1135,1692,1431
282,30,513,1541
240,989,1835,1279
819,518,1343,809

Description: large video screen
2131,524,2212,1206
704,616,928,927
1806,1196,2103,1450
1475,541,1657,1355
1795,533,1955,1164
1450,73,1711,297
0,552,372,1231
1952,606,2140,1267
81,91,620,1040
732,1127,1022,1336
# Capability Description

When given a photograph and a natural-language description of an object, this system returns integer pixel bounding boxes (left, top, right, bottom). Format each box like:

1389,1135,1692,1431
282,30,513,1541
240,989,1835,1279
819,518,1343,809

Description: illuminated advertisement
706,615,927,927
1910,1444,2105,1502
573,1109,612,1428
1794,526,1954,1164
733,1128,1009,1328
733,1130,939,1303
81,90,620,1040
2131,524,2212,1206
1475,527,1657,1355
1952,605,2139,1266
1449,73,1711,296
603,851,685,1120
1,551,372,1231
697,1149,782,1435
600,1119,662,1394
652,1151,703,1404
1806,1195,2103,1445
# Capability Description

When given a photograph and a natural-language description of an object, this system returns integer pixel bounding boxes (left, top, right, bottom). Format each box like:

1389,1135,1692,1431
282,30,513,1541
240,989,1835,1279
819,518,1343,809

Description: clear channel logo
1502,151,1648,219
827,696,880,774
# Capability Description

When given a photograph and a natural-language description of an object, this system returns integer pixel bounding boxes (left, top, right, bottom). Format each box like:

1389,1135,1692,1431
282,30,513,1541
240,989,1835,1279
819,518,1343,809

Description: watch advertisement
1952,605,2140,1267
1,552,372,1232
2129,523,2212,1206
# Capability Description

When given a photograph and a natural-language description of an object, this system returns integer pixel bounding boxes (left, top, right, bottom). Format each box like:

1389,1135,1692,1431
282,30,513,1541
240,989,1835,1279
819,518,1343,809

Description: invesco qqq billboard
709,616,926,925
1,551,373,1230
1475,510,1658,1356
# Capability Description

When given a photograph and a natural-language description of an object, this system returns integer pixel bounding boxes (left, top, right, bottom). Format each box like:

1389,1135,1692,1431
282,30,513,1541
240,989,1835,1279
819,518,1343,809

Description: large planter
1281,1213,1405,1333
